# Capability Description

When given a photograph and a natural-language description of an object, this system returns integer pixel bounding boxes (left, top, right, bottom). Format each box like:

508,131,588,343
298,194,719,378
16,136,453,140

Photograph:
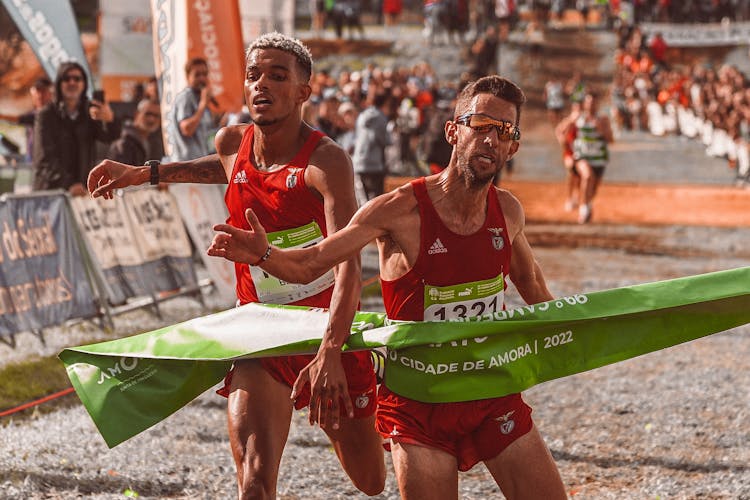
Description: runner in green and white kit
564,91,614,223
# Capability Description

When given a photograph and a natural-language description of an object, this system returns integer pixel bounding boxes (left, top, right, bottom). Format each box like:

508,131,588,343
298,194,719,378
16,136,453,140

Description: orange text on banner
187,0,245,113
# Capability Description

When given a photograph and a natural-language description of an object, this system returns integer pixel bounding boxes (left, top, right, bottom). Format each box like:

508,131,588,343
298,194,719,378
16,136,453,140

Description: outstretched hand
88,159,142,200
208,208,270,265
292,348,354,430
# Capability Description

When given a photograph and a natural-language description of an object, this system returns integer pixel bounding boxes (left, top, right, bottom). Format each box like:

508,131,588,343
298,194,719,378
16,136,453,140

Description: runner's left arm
502,191,554,304
509,231,553,304
293,140,362,428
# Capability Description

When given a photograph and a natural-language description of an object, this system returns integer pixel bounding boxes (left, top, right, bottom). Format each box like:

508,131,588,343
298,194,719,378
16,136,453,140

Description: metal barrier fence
0,187,233,344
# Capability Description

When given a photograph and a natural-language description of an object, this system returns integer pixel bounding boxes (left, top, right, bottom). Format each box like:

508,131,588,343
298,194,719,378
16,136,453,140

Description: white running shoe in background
578,203,592,224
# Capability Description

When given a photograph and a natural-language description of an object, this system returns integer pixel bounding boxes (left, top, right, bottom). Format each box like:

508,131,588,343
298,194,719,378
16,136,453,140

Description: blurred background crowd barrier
0,186,235,343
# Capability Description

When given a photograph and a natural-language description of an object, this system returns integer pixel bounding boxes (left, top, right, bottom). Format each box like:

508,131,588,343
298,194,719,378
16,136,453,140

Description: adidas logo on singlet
233,170,248,184
428,238,448,255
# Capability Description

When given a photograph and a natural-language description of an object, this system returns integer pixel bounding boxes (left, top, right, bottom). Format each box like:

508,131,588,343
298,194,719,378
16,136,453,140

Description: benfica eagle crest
488,227,505,250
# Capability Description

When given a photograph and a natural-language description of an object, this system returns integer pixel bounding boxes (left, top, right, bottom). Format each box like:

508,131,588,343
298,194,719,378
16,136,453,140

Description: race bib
423,274,505,321
573,139,607,160
574,138,605,157
249,221,335,304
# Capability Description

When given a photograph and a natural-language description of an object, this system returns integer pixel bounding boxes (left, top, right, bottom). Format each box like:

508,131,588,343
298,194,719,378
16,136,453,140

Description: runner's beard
254,116,282,126
252,109,293,127
457,151,498,189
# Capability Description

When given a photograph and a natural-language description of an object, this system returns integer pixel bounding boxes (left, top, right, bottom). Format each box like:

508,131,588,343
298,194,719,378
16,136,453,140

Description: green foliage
0,356,70,412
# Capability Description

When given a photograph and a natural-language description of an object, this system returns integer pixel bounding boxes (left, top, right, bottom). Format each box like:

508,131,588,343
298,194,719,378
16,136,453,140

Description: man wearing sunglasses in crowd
33,61,120,194
209,75,567,499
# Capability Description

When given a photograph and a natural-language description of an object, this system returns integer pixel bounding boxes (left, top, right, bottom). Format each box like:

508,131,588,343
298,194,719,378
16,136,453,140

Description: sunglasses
455,113,521,141
62,74,84,83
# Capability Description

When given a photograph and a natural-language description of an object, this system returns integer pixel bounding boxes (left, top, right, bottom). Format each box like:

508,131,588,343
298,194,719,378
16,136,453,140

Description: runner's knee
238,475,274,500
236,451,278,500
328,425,386,495
576,162,593,179
350,470,386,496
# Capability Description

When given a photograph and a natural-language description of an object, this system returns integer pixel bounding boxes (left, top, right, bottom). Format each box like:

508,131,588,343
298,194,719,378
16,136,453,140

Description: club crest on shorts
495,410,515,435
488,227,505,250
355,394,370,409
286,168,302,189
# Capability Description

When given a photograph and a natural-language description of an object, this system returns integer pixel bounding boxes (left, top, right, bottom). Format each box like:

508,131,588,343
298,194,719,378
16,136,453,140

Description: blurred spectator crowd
5,0,750,194
302,61,460,182
612,26,750,186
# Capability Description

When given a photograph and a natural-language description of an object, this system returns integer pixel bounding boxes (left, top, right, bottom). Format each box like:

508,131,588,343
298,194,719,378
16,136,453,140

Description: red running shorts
376,385,533,471
218,351,377,418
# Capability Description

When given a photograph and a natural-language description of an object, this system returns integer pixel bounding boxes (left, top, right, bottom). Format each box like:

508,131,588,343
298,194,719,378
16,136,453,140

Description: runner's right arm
554,111,578,145
87,125,246,199
209,190,402,284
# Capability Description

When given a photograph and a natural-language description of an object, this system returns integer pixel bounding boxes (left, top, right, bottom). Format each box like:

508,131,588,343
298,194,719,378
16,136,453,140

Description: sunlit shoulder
215,124,249,155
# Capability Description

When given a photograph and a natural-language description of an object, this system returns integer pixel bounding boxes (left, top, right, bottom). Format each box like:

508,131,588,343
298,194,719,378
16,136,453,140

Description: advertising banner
60,267,750,447
120,187,196,291
70,195,145,305
0,193,97,335
1,0,93,90
70,188,196,305
150,0,188,161
641,21,750,47
187,0,245,113
151,0,246,159
238,0,295,41
169,184,236,307
99,0,155,102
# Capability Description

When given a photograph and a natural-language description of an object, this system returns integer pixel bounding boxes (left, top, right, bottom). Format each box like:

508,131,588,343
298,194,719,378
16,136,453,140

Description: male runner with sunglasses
209,75,567,499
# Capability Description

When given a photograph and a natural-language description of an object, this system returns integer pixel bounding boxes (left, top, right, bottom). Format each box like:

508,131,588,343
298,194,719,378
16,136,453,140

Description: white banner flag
170,184,236,306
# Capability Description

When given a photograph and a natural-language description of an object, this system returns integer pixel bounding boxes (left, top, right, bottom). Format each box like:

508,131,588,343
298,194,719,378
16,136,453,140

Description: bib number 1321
423,274,504,321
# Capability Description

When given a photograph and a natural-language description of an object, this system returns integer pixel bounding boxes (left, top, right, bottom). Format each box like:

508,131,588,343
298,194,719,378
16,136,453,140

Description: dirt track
492,180,748,228
386,176,750,227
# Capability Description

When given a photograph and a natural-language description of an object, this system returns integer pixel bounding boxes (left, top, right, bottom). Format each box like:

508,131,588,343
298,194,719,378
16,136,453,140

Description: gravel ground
3,23,750,500
1,223,748,500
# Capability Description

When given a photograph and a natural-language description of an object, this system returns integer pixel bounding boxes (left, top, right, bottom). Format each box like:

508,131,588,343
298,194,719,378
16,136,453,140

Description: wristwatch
145,160,160,185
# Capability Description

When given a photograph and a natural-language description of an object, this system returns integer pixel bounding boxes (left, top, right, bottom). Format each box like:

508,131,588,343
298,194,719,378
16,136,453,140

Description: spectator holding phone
169,57,223,161
33,61,120,195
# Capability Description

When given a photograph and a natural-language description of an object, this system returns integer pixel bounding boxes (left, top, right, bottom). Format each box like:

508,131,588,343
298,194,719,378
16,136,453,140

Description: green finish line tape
59,267,750,447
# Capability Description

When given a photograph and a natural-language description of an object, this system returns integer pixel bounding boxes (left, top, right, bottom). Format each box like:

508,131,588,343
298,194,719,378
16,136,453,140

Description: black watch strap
145,160,160,185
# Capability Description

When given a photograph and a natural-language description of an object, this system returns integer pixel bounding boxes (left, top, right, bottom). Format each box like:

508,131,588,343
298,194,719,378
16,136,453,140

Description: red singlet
224,124,332,307
377,177,533,470
381,177,511,321
219,125,375,414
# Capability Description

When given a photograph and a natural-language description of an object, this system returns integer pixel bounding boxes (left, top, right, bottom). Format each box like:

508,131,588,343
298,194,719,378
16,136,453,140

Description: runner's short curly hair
246,32,313,82
455,76,526,125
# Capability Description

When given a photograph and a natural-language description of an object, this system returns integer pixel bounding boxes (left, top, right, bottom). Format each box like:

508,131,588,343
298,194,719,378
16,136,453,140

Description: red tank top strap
486,185,502,224
409,176,428,200
231,124,255,182
408,177,436,276
410,177,437,220
289,129,325,168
